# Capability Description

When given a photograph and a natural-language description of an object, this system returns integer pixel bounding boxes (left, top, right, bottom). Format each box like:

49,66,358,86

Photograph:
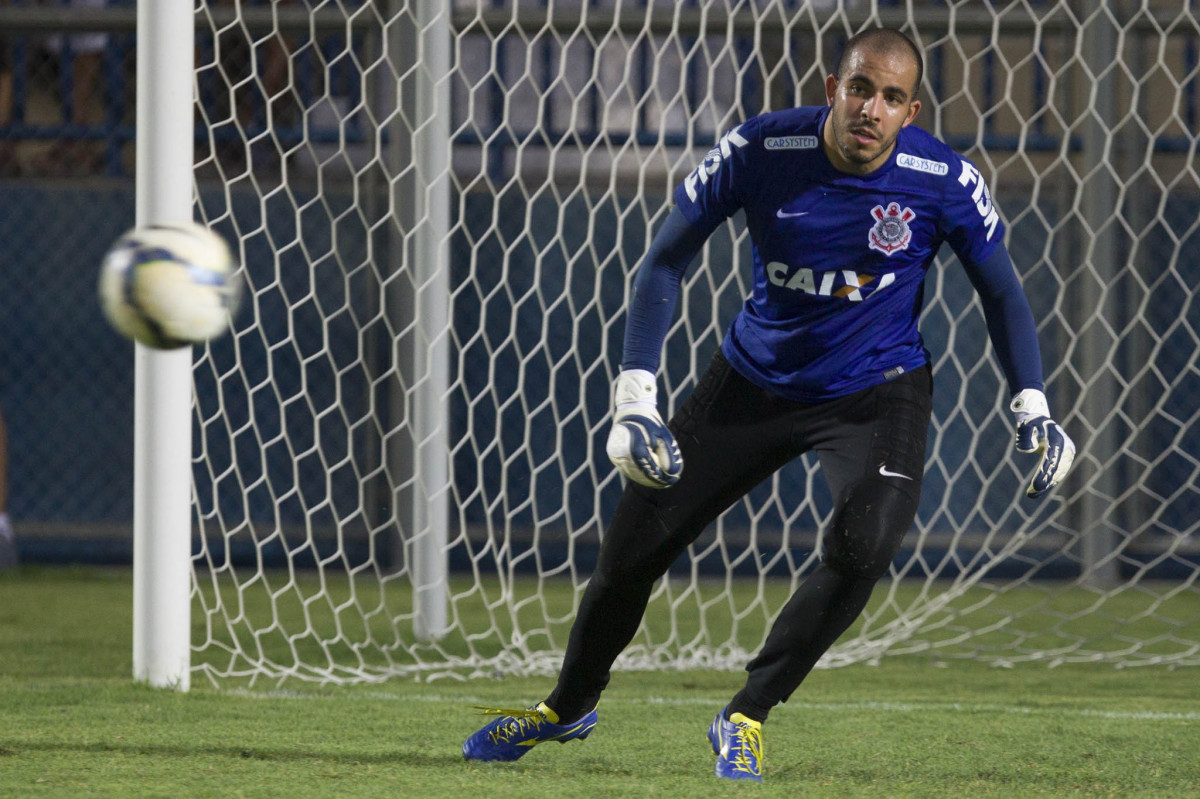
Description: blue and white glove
605,369,683,488
1010,388,1076,498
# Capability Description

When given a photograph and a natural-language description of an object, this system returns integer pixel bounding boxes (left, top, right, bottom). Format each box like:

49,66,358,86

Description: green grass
3,566,1200,797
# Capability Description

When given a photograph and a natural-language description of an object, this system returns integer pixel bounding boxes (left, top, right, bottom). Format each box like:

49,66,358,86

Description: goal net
189,0,1200,686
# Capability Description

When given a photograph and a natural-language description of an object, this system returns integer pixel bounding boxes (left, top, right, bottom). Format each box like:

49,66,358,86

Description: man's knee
822,477,919,580
596,487,685,585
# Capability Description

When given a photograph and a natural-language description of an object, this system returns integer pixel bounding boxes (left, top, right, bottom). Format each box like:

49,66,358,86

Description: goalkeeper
463,27,1075,782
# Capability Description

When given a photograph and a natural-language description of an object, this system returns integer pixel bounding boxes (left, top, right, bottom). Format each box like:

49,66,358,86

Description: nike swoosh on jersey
878,464,913,480
776,208,809,218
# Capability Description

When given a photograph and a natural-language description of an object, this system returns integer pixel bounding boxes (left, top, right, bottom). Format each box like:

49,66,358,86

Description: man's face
822,47,922,175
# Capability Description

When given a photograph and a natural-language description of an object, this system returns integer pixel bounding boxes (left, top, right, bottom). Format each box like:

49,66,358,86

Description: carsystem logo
765,135,818,150
897,153,949,175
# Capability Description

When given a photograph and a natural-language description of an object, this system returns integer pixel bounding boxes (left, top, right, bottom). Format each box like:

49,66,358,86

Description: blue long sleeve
963,243,1045,396
620,207,711,372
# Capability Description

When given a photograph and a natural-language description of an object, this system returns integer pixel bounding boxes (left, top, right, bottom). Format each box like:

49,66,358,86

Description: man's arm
606,207,710,488
964,244,1075,498
620,207,713,372
961,244,1043,396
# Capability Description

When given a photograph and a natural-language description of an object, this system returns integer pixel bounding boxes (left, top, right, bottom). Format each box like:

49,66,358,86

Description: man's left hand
1011,388,1076,498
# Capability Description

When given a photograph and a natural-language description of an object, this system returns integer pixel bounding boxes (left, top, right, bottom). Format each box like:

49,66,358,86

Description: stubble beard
834,115,890,169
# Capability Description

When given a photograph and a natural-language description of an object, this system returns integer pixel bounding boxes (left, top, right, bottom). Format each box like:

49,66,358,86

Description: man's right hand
605,369,683,488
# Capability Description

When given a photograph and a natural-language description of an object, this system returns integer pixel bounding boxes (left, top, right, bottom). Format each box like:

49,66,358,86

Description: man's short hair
835,28,924,97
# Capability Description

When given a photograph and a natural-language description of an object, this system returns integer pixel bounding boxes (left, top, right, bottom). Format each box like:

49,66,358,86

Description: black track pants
547,350,932,721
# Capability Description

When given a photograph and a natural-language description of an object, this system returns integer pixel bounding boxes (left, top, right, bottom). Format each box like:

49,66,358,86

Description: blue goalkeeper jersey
673,106,1006,402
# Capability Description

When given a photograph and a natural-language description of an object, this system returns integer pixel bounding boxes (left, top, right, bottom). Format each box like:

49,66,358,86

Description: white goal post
148,1,1200,688
132,0,196,691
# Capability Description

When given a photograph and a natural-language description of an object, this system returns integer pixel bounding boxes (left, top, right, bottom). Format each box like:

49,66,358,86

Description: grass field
3,566,1200,798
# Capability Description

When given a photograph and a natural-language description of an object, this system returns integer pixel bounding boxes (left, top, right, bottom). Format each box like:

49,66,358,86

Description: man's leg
728,367,932,722
547,351,803,721
463,352,804,762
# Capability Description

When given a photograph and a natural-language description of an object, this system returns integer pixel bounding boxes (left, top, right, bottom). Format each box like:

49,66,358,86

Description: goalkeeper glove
1010,388,1076,498
605,369,683,489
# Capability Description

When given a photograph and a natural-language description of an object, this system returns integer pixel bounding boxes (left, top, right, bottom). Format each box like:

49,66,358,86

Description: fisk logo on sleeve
957,160,1000,241
684,125,750,202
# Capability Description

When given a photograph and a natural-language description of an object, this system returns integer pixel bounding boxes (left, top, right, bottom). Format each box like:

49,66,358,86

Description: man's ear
824,73,838,106
903,99,922,128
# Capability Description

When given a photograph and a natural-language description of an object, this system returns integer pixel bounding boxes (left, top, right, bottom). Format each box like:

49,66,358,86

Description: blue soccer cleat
462,702,598,762
708,707,763,782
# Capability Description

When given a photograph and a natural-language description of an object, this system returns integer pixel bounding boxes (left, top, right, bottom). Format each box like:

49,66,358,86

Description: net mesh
189,0,1200,686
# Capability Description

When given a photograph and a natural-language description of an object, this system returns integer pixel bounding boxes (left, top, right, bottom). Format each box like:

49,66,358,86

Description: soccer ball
99,221,241,349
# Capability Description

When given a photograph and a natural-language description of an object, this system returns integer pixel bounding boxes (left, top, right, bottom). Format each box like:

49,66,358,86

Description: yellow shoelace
727,719,763,775
473,706,550,745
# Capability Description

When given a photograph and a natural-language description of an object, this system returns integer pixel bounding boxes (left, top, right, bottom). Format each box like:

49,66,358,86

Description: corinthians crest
868,202,915,256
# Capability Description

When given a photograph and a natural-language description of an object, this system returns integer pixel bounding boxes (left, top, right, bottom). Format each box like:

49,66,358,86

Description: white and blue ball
99,221,241,349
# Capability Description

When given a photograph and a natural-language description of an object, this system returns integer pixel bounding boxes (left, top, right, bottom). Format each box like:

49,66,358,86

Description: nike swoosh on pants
878,464,912,480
